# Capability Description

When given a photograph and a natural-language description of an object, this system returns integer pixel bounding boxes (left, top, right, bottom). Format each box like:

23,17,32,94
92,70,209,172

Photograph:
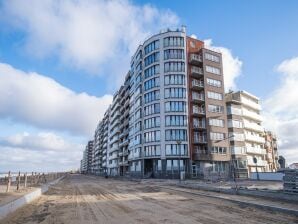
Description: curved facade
128,28,189,177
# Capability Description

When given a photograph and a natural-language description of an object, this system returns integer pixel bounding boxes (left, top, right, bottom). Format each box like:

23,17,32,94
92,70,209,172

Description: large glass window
228,119,243,128
227,106,242,115
207,91,223,100
165,129,187,141
164,49,184,60
164,37,184,47
206,65,220,75
210,132,225,141
144,77,160,91
211,161,226,172
165,144,188,156
193,118,206,128
144,65,160,79
165,88,186,99
144,103,160,116
164,62,185,72
144,52,160,67
144,145,161,157
164,74,185,85
209,118,224,127
194,132,207,143
144,40,160,55
211,147,227,154
205,53,220,62
165,115,187,126
144,90,160,104
165,101,186,112
208,104,224,113
207,78,221,87
144,117,161,129
144,131,161,142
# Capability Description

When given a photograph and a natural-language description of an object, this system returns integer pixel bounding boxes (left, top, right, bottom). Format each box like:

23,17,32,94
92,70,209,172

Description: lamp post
253,157,259,181
176,140,182,182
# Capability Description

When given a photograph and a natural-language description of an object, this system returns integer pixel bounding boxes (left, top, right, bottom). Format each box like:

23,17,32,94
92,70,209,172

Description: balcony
231,147,246,155
193,137,207,144
193,123,206,129
192,80,204,90
109,145,119,153
192,94,205,103
247,158,267,166
243,120,264,132
189,54,202,65
245,134,265,144
193,152,210,161
242,109,262,122
119,139,129,147
193,108,205,116
191,66,203,77
246,147,266,155
241,97,261,110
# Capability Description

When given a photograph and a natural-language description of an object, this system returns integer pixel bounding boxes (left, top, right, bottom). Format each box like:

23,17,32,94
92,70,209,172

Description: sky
0,0,297,172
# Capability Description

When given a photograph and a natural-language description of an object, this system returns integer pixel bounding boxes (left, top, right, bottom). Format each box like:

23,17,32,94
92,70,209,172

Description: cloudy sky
0,0,297,172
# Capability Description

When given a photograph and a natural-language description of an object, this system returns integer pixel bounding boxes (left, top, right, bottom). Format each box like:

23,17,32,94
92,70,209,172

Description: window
166,144,188,156
144,65,160,79
135,74,142,84
211,147,227,154
164,62,185,72
164,49,184,60
208,104,224,113
135,85,142,95
135,109,141,120
211,161,226,172
207,91,223,100
144,103,160,116
165,101,186,112
206,65,220,75
144,131,161,142
166,159,185,171
205,53,220,62
135,121,142,132
230,132,244,141
164,74,185,85
192,92,204,101
144,90,160,104
144,52,160,67
193,118,206,128
209,119,224,127
228,119,243,128
164,37,184,47
165,129,187,141
136,62,142,73
144,145,161,157
144,117,160,129
165,115,187,126
144,77,160,91
144,40,159,55
207,78,221,87
165,88,186,99
135,97,141,108
134,134,141,145
210,132,225,141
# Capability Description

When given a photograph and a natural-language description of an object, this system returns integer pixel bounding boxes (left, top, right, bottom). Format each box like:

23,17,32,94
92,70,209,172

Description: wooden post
24,173,27,188
17,171,21,191
6,171,11,193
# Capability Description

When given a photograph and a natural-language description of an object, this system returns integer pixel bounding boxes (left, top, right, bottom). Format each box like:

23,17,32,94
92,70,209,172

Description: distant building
264,131,279,171
289,163,298,169
80,140,94,173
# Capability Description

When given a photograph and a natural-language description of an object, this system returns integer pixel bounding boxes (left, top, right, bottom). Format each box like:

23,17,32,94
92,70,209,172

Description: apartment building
82,27,278,179
80,140,94,174
186,37,230,179
225,91,267,178
264,131,279,172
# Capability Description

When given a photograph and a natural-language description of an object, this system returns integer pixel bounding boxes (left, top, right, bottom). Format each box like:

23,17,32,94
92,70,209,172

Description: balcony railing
192,80,204,88
245,134,265,144
193,123,206,129
243,121,264,132
191,66,203,75
189,54,202,64
193,108,205,115
241,96,261,110
242,109,262,121
231,147,246,155
193,136,207,143
246,147,266,155
192,94,205,101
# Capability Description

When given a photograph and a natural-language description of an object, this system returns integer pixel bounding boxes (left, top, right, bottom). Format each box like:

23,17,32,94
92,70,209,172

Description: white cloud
1,0,179,88
204,39,243,91
0,132,84,172
0,62,112,136
263,57,298,164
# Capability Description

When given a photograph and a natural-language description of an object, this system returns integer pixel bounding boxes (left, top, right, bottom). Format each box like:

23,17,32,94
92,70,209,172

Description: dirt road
1,174,297,224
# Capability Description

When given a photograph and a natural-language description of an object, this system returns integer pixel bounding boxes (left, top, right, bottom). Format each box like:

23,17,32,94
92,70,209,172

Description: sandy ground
0,185,38,206
1,174,297,224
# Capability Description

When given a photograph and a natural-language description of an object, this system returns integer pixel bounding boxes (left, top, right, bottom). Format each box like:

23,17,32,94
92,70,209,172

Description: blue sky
0,0,297,171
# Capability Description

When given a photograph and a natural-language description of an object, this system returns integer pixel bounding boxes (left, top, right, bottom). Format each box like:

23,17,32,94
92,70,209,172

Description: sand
1,174,297,224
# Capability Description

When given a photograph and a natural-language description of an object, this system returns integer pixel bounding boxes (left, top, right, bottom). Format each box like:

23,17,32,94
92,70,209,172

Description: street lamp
176,140,182,182
253,157,259,180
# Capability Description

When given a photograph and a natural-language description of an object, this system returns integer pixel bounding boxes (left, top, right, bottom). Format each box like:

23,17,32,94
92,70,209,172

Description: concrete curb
0,176,65,220
161,186,298,216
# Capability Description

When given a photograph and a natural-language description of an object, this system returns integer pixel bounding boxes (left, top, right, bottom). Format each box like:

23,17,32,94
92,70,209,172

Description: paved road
1,174,297,224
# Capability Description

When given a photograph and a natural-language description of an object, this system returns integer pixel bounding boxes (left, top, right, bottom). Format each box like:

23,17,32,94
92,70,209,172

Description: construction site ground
1,174,297,224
